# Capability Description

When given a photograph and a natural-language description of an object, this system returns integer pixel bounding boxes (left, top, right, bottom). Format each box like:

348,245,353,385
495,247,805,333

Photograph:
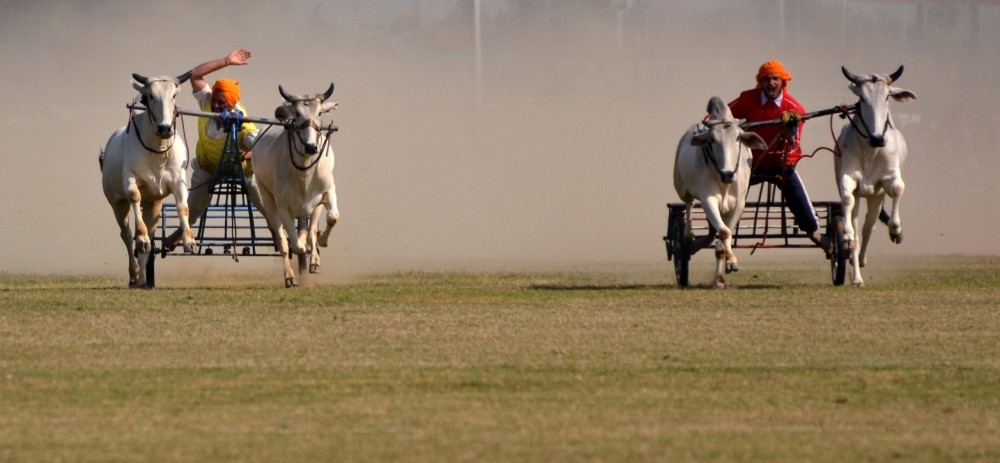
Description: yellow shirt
195,99,258,175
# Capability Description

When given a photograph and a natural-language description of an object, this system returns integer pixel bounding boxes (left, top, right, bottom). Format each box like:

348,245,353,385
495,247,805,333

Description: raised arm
190,49,251,92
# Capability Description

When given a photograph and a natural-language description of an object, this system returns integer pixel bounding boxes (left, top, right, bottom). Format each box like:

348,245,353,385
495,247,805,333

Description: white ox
835,66,916,287
673,97,767,288
101,72,195,288
251,84,340,287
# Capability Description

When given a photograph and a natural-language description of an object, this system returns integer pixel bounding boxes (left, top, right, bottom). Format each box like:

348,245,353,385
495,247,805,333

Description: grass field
1,256,998,462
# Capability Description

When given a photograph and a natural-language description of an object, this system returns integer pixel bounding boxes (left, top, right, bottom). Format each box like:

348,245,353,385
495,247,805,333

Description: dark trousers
750,166,819,234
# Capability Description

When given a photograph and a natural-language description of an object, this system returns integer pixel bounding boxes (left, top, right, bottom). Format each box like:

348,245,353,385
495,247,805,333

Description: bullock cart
664,105,857,287
128,105,309,287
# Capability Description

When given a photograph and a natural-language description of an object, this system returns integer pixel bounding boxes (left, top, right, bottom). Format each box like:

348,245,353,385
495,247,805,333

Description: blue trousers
750,166,819,234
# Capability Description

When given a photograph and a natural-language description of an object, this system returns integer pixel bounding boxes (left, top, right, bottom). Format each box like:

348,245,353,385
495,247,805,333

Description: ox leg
283,214,306,287
170,183,196,253
702,198,732,289
125,180,153,288
317,189,340,248
307,208,322,274
258,185,297,288
278,215,302,287
309,190,341,275
722,209,742,274
838,177,863,286
859,194,884,271
683,202,695,244
885,177,905,244
111,201,140,287
275,213,299,288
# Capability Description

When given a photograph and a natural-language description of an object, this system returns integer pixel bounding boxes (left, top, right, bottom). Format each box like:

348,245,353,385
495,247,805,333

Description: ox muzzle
155,124,175,139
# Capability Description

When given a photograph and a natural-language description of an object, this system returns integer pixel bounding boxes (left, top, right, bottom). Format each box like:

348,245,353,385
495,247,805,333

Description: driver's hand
781,110,801,125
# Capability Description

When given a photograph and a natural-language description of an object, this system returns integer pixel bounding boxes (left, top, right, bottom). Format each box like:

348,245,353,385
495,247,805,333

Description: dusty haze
1,0,996,280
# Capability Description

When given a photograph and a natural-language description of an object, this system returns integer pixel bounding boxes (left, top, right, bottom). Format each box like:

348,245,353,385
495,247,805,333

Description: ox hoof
309,264,320,274
890,232,903,244
285,277,298,288
725,262,739,274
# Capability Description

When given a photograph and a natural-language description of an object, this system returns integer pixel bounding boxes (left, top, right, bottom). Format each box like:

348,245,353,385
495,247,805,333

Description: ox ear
739,132,768,151
176,70,193,84
890,88,916,103
321,100,339,114
274,104,294,122
690,133,710,147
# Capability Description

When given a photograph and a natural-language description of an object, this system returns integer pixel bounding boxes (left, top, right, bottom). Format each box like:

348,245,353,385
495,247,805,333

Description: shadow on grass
529,282,785,291
529,283,669,291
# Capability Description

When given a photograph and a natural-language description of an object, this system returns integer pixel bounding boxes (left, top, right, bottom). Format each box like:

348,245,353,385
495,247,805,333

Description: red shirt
729,89,806,168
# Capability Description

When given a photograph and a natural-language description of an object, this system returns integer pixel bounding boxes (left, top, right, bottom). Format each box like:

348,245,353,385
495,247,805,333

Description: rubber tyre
830,215,848,286
671,214,690,287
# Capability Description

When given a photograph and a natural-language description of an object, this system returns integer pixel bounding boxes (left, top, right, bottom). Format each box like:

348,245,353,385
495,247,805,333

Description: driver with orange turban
729,60,832,255
165,48,265,251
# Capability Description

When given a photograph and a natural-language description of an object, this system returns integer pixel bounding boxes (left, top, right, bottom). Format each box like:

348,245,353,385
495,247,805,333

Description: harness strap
286,124,335,171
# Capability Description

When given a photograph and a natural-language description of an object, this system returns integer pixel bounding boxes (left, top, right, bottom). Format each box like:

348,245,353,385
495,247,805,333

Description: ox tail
879,207,890,225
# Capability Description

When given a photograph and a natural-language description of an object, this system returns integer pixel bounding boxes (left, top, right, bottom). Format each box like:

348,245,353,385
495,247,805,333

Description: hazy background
1,0,996,279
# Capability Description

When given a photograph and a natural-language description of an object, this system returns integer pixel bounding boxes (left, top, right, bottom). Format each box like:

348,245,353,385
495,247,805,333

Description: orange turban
755,60,792,89
212,79,241,108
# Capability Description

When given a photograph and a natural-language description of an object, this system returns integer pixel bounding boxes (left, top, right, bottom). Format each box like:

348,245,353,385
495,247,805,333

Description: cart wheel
145,247,156,289
829,215,848,286
670,214,690,287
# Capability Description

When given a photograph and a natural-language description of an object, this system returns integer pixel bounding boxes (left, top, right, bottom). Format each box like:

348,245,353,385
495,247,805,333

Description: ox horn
888,65,904,83
279,85,295,103
132,73,149,85
841,66,862,85
176,70,193,84
320,83,335,102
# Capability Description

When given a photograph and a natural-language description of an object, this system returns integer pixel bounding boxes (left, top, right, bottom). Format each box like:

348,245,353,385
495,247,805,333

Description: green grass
1,256,998,462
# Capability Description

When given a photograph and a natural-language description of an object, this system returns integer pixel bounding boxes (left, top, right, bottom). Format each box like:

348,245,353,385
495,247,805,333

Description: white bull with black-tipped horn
673,97,767,288
251,84,340,288
835,65,916,287
101,72,195,288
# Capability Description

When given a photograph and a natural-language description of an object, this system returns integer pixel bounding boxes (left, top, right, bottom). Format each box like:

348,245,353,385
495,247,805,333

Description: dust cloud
0,0,996,280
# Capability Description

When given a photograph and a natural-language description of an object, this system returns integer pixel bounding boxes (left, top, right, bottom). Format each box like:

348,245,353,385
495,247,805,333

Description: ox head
132,71,192,139
691,97,767,183
842,65,917,148
276,84,337,155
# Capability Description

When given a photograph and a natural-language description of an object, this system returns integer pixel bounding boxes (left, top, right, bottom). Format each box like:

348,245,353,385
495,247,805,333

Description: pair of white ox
101,73,339,288
674,66,916,288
